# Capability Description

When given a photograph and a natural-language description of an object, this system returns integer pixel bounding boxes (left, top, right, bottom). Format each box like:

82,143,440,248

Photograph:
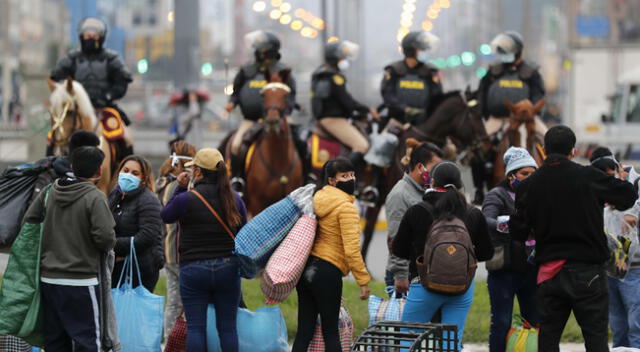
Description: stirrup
231,177,245,196
358,185,380,208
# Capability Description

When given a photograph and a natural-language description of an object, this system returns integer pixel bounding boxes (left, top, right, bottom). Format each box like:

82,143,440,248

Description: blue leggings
400,281,475,351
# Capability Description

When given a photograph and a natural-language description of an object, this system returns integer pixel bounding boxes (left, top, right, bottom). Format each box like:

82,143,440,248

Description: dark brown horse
360,90,488,258
222,69,303,216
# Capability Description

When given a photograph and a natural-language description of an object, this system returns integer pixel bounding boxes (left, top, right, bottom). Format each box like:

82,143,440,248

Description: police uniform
311,64,370,153
229,61,297,155
51,49,132,111
479,60,546,135
381,60,442,126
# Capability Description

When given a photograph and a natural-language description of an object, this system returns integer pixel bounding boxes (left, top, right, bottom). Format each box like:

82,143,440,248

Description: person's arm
22,187,46,224
428,70,444,97
392,205,418,260
107,54,133,102
90,196,117,252
338,202,371,286
229,70,245,105
467,207,494,261
113,193,163,256
160,185,189,223
529,70,545,104
380,68,406,115
50,55,74,81
509,177,533,242
385,192,410,281
589,167,638,211
286,73,297,114
477,71,492,119
234,192,248,227
481,189,505,236
333,76,369,115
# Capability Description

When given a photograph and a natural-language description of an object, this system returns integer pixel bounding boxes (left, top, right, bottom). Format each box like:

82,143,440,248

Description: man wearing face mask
478,31,546,137
385,139,443,296
381,31,442,128
311,40,380,172
50,17,132,126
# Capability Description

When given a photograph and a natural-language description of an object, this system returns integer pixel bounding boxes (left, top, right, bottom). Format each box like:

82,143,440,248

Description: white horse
48,77,113,194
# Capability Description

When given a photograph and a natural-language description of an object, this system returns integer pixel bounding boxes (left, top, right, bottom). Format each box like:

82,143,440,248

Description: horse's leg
96,137,111,196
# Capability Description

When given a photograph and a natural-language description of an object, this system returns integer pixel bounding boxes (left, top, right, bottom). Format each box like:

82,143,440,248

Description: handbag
308,300,354,352
164,312,187,352
368,291,407,326
112,238,165,352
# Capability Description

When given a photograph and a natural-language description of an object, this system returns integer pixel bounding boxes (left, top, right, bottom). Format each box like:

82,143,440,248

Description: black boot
348,151,366,174
291,125,311,183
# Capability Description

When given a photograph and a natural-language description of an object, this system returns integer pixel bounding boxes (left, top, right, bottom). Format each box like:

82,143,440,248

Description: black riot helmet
245,30,281,63
401,31,440,58
490,31,524,63
324,40,360,66
78,17,108,54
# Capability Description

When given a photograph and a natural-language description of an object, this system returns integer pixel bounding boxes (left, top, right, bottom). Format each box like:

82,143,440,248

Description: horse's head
505,98,545,122
261,68,291,135
47,77,97,155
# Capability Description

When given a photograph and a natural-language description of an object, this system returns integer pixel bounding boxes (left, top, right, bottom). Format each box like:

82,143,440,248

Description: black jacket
51,49,132,108
108,186,163,286
311,64,369,120
510,154,638,265
482,181,533,272
392,191,494,281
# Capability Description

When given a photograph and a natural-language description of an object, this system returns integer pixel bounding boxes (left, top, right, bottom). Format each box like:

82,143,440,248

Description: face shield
414,31,440,52
78,17,107,38
244,30,270,50
491,33,521,63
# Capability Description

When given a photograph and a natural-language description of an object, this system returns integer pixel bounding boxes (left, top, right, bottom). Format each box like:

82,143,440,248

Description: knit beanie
504,147,537,176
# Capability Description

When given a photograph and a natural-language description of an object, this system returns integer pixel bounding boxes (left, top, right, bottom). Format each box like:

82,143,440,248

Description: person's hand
369,107,380,120
404,107,424,116
225,102,235,113
619,165,629,181
623,215,638,233
115,257,125,263
394,280,409,295
359,285,370,300
177,171,191,188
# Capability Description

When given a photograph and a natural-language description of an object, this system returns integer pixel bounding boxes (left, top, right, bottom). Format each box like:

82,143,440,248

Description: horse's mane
426,90,463,117
50,81,97,126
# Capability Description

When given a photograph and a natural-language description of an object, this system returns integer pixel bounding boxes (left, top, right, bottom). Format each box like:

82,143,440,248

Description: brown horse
488,98,545,189
47,77,114,194
223,69,303,216
360,90,488,258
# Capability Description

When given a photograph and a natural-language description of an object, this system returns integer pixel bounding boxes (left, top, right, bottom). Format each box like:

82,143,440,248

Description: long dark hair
200,161,241,227
317,157,355,192
430,161,467,221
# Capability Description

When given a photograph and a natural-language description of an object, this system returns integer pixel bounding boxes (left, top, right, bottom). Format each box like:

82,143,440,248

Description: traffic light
201,62,213,76
137,59,149,74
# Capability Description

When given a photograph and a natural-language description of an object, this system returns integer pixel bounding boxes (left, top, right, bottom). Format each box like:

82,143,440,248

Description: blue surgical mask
118,172,141,193
417,51,429,62
499,53,516,63
511,178,521,189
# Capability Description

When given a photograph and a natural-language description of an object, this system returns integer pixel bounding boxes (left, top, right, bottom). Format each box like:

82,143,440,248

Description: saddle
308,121,368,171
228,123,264,178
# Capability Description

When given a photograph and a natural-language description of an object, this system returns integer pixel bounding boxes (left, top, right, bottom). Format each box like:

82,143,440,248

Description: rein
49,101,81,147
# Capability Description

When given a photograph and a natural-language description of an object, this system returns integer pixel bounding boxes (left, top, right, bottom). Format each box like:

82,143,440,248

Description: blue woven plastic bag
206,305,288,352
368,291,406,326
112,239,164,352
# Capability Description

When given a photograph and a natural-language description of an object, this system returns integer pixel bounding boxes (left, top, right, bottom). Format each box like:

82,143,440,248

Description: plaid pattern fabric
164,313,187,352
307,303,354,352
368,295,407,326
261,215,317,304
235,196,301,278
0,335,32,352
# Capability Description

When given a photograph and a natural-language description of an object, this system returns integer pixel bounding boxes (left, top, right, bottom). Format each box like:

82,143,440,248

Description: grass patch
154,276,585,343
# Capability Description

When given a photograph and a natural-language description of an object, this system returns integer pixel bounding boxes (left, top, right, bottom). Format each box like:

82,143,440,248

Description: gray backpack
416,213,477,296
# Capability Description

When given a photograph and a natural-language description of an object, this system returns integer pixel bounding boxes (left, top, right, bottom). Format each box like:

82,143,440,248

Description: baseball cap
184,148,223,170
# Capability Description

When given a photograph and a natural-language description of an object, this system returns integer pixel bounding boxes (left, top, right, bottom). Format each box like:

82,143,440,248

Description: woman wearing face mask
109,155,163,292
481,147,538,352
291,157,371,352
161,148,247,352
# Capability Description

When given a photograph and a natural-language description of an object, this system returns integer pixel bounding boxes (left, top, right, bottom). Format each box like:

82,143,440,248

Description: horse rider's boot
230,153,246,195
349,151,378,205
348,151,366,175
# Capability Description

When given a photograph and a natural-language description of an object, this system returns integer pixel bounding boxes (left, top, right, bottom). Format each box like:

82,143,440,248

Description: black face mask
335,179,356,195
81,38,101,54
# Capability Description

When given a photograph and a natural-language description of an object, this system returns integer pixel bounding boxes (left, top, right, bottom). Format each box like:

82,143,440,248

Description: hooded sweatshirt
23,178,116,280
311,185,371,286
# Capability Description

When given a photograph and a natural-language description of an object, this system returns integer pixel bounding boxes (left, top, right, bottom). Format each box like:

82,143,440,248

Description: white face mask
499,53,516,63
337,59,350,71
417,51,429,62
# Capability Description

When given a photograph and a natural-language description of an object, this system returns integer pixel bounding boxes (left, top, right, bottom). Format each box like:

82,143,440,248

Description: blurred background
2,0,640,163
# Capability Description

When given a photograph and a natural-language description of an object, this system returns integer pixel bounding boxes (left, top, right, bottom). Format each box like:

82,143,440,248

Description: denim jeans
609,268,640,348
487,270,538,352
401,281,475,351
180,256,241,352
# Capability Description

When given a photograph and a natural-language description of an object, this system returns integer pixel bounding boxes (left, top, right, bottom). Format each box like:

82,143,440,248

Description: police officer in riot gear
311,40,380,170
478,30,546,136
226,30,301,190
381,31,442,127
51,17,132,123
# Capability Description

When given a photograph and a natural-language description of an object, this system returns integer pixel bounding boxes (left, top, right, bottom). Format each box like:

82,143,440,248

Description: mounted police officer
50,17,133,154
381,31,442,128
478,31,547,136
311,39,380,171
225,30,302,189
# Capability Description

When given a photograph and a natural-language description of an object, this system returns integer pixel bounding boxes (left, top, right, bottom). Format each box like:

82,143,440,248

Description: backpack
416,203,477,295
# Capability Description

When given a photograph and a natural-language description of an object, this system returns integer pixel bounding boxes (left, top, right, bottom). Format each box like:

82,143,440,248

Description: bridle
261,82,291,119
49,100,81,148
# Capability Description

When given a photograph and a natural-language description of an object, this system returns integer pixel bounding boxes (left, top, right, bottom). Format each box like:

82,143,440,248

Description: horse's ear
503,99,516,113
65,76,74,95
47,78,58,92
533,98,546,114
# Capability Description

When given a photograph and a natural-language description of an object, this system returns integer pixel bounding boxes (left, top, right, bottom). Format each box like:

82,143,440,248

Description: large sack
206,305,288,352
235,184,315,278
368,291,406,326
0,165,42,248
307,301,354,352
506,315,538,352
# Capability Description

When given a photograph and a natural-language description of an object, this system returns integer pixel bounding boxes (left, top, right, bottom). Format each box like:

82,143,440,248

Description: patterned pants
164,262,184,339
0,335,31,352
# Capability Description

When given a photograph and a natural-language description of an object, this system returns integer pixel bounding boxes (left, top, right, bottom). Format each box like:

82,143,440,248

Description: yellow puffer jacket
311,185,371,286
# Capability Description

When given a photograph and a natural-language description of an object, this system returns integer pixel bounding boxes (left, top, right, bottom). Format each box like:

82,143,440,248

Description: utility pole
173,0,200,89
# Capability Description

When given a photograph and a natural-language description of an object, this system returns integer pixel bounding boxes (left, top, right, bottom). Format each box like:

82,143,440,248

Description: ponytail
433,184,467,221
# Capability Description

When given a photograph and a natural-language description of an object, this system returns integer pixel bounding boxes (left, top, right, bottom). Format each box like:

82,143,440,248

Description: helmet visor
491,33,518,55
415,31,440,52
79,18,106,37
244,30,270,50
338,41,360,61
